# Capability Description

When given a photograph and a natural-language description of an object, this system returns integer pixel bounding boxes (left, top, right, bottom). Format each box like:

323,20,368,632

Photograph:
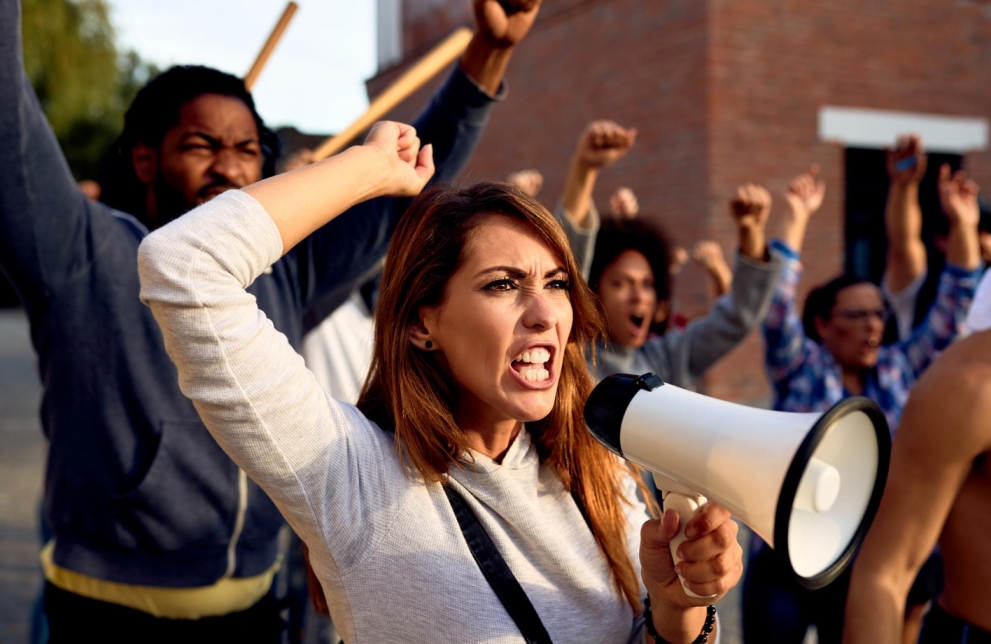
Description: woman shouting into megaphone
137,120,742,644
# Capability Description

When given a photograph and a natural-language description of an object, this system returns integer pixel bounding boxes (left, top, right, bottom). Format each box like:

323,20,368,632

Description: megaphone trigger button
634,373,664,391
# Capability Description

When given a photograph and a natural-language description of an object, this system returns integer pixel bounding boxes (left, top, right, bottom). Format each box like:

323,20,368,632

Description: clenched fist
886,134,927,186
474,0,541,48
730,183,772,230
575,120,637,171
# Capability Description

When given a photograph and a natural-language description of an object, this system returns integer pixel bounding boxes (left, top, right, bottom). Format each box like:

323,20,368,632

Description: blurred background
3,1,990,642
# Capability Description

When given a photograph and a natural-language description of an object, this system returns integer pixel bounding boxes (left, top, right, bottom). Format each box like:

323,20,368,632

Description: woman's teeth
522,368,550,382
512,348,551,382
513,348,551,364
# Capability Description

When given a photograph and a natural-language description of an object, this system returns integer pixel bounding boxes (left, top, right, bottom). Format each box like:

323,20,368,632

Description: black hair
802,274,876,343
98,65,281,218
588,217,673,304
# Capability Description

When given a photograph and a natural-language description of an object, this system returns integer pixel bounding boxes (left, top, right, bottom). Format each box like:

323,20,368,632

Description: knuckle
713,528,733,549
710,557,727,577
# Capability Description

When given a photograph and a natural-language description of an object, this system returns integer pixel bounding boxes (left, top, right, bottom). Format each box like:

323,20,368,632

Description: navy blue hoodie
0,0,499,587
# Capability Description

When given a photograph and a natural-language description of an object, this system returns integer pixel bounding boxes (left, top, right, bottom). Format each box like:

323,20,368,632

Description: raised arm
0,0,115,310
884,135,929,295
762,168,826,386
898,165,983,376
655,185,781,385
560,120,637,231
138,123,433,573
692,241,733,298
553,120,637,277
845,335,991,644
296,1,539,313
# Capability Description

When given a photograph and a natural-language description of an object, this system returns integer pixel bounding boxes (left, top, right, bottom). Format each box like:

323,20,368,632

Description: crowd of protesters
2,0,991,643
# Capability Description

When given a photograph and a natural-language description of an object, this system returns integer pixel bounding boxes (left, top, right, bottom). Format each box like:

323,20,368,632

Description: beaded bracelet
643,595,716,644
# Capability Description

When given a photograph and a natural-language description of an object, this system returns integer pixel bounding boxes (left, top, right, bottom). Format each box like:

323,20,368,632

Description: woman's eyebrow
474,266,568,279
475,266,528,279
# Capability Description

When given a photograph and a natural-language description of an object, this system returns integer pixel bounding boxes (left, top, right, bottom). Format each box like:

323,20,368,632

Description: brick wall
370,0,991,404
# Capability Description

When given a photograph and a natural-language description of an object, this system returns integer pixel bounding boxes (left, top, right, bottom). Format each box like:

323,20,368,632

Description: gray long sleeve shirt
138,191,663,644
556,203,782,388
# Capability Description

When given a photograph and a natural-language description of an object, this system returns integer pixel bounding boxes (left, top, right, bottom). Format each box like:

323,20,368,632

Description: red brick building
372,0,991,404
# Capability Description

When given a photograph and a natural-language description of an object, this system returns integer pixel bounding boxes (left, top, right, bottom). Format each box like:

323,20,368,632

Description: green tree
20,0,157,180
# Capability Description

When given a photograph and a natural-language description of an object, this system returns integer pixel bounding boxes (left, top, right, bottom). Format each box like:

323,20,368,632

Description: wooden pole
313,27,474,161
244,1,299,91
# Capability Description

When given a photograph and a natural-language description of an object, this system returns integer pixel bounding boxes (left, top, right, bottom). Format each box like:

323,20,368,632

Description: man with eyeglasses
740,165,982,644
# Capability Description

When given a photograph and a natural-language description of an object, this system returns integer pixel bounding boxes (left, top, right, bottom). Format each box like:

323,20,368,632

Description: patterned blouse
762,240,980,433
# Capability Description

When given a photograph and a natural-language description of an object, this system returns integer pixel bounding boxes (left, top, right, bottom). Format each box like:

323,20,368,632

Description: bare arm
939,164,982,271
693,241,732,297
885,135,929,294
779,165,825,254
730,184,772,260
845,336,991,644
461,0,541,95
560,120,637,230
246,123,434,253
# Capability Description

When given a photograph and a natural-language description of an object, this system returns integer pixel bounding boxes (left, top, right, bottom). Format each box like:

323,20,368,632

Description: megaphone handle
664,492,719,600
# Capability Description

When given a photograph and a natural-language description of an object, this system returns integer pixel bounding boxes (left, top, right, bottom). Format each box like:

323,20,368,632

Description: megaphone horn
584,373,890,593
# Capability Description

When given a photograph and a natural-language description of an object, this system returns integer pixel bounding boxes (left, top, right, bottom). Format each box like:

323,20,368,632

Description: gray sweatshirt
556,204,782,389
138,191,668,644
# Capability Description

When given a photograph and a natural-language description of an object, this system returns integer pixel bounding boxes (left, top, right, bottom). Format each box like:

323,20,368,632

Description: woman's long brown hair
309,182,646,614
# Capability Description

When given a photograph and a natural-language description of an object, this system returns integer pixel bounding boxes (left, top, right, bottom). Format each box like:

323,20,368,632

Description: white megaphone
584,373,890,595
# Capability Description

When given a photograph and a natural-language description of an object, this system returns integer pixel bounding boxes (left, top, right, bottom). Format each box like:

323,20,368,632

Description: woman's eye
484,279,516,291
548,280,572,291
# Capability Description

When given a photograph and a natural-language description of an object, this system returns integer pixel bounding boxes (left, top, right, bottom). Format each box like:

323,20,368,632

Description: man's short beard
153,173,196,226
152,174,243,226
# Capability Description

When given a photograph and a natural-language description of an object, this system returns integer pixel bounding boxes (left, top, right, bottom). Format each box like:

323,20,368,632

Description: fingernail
685,526,697,539
676,546,684,559
674,564,683,576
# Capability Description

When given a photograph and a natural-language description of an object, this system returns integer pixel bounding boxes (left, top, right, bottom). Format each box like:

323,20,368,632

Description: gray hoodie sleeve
554,200,601,280
642,252,783,389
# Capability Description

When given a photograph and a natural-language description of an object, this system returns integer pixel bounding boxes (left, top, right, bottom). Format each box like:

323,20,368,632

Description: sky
109,0,378,135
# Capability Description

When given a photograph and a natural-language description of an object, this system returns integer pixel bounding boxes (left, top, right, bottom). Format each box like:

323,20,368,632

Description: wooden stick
313,26,474,161
244,2,299,91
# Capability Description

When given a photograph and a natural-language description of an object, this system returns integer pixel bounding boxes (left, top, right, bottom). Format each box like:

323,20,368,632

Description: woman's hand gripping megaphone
640,495,743,608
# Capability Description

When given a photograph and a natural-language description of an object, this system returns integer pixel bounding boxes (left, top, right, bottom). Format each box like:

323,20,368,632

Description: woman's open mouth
509,346,555,389
627,314,648,339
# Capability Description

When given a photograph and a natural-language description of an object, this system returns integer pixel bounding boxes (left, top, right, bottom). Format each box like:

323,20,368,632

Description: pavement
0,306,809,644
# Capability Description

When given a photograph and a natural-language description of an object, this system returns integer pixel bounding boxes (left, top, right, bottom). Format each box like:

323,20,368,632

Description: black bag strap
443,485,554,644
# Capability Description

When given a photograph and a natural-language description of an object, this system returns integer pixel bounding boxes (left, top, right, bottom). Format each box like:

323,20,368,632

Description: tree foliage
20,0,157,180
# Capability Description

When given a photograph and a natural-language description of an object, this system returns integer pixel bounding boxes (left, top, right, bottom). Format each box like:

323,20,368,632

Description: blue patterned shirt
763,240,980,433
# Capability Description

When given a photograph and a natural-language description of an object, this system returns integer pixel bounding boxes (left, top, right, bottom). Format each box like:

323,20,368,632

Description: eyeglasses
831,308,891,324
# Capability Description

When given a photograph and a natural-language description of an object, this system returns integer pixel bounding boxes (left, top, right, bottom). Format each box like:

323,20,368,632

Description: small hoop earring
425,341,433,349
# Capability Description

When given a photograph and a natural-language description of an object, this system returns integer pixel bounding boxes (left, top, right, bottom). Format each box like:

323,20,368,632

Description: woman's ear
409,307,438,351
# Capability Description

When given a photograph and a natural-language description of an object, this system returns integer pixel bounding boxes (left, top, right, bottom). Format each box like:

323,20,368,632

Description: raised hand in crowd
506,168,543,197
938,164,982,270
560,119,637,229
248,121,434,252
693,240,733,297
885,134,928,294
467,0,542,93
670,246,689,276
779,165,826,253
729,182,773,260
609,186,640,219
